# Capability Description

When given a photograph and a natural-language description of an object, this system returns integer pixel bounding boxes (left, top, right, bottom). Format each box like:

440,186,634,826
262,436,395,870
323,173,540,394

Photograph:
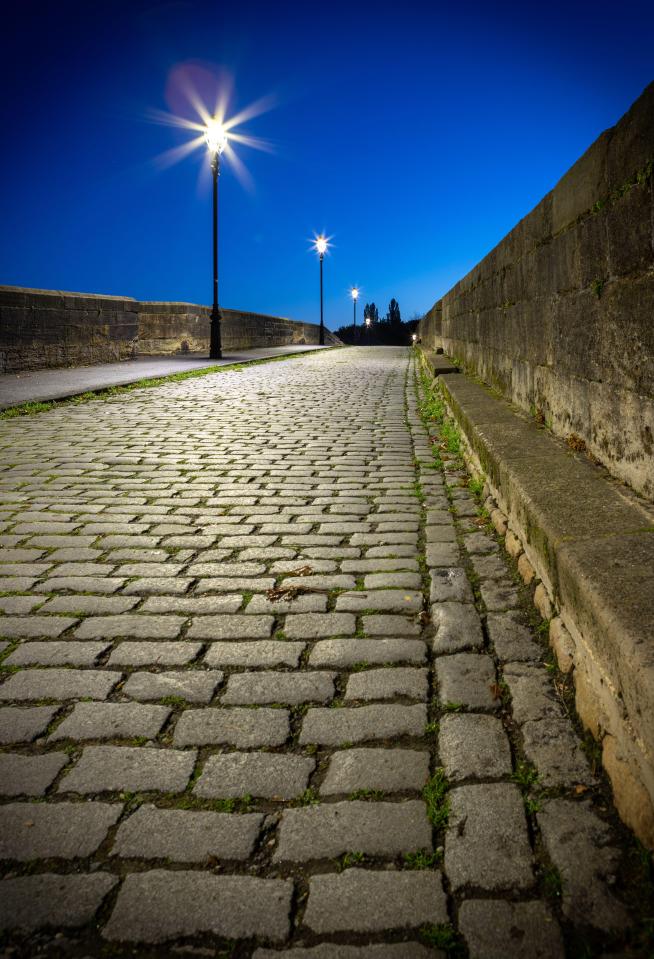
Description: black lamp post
205,119,228,360
314,235,328,345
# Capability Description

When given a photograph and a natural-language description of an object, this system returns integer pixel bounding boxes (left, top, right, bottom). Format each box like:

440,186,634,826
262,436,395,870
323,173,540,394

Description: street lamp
365,314,371,342
314,235,329,345
205,118,229,359
350,287,359,328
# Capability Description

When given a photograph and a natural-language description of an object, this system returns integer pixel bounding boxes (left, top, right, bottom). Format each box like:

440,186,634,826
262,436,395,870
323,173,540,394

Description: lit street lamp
314,235,329,345
350,287,359,328
205,118,229,359
365,313,371,342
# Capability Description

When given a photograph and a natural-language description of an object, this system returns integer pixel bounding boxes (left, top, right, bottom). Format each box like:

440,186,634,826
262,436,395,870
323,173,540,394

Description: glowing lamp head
365,315,371,327
412,333,417,342
351,287,359,300
315,235,328,256
205,119,228,155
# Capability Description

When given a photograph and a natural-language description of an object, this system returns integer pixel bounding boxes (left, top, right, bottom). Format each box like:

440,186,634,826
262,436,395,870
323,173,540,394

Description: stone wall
137,302,340,353
0,287,139,373
419,81,654,499
0,287,338,373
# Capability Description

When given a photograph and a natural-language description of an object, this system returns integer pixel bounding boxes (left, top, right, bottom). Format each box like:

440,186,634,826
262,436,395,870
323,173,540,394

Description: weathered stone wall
0,287,139,373
0,287,338,372
137,302,340,353
419,81,654,499
419,300,442,350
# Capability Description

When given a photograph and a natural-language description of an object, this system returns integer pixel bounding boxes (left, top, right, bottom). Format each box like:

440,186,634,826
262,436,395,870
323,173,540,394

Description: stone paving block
438,714,512,781
425,524,457,543
0,616,78,638
0,668,121,701
300,704,427,745
445,783,534,892
341,558,419,573
222,671,336,705
111,804,263,861
285,613,356,639
431,602,484,654
247,593,329,614
309,638,426,667
302,869,447,934
0,801,122,859
107,641,201,666
140,595,242,614
34,576,126,594
336,590,423,613
537,799,629,931
480,580,521,611
174,707,290,747
429,568,474,603
459,899,564,959
363,572,422,589
0,705,59,743
274,800,431,860
49,701,170,741
38,595,139,615
254,944,436,958
205,640,305,668
60,745,196,794
5,640,111,666
425,542,459,566
362,614,421,636
46,562,116,577
486,611,542,661
503,663,564,724
321,748,430,795
436,652,498,710
463,532,498,555
0,873,118,932
195,752,315,800
122,577,194,595
470,553,508,580
195,576,275,593
521,718,595,788
75,614,185,639
188,561,267,577
0,752,68,796
345,667,428,701
282,574,356,590
0,577,37,592
102,870,292,942
188,614,274,639
123,670,223,703
0,596,44,614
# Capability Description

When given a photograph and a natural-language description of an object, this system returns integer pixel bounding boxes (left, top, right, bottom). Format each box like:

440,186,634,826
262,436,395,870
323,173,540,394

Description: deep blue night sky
1,0,653,330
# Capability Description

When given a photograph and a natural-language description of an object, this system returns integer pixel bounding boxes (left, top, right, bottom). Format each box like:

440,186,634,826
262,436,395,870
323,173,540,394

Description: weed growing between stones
404,849,443,869
419,922,464,956
423,769,450,829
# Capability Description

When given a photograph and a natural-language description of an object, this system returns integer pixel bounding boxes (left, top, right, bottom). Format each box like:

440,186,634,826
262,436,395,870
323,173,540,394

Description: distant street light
365,313,371,342
314,235,329,345
350,287,359,328
205,118,229,359
412,333,417,344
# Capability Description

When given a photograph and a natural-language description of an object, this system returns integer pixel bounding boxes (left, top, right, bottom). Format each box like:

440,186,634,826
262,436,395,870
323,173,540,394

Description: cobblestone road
0,348,645,958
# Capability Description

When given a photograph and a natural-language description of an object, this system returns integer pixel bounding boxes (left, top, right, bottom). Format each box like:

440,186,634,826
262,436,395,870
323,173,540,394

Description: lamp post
314,235,328,345
365,313,371,342
205,118,228,359
350,287,359,329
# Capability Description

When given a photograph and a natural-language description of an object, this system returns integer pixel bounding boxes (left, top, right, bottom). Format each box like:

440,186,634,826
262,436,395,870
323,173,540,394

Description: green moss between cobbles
0,347,340,420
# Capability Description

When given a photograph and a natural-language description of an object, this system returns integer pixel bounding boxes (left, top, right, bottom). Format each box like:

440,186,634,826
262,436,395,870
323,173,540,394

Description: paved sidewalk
0,347,644,956
0,345,333,409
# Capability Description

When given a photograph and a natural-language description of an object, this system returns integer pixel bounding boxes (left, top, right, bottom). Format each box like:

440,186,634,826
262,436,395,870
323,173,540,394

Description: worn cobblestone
0,873,118,932
0,801,122,859
321,748,430,795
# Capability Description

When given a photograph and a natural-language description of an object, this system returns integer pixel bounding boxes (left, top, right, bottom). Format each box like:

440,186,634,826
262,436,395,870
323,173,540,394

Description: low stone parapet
429,357,654,848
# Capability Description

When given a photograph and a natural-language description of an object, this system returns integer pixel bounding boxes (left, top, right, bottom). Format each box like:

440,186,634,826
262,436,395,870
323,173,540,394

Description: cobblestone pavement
0,347,648,958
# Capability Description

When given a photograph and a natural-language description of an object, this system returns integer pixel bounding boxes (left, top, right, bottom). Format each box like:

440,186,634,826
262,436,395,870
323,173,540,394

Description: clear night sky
1,1,653,330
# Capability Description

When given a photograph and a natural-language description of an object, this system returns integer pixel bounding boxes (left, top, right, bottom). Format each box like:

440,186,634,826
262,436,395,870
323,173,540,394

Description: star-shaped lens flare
148,65,276,191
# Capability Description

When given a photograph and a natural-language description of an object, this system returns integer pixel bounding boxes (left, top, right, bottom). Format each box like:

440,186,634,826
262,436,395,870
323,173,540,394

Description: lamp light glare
351,287,359,300
315,235,328,255
205,118,228,155
365,315,371,327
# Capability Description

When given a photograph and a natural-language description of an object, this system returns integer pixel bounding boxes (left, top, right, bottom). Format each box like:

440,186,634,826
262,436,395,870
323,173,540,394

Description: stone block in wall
606,81,654,192
552,130,611,234
606,179,653,278
577,209,609,288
